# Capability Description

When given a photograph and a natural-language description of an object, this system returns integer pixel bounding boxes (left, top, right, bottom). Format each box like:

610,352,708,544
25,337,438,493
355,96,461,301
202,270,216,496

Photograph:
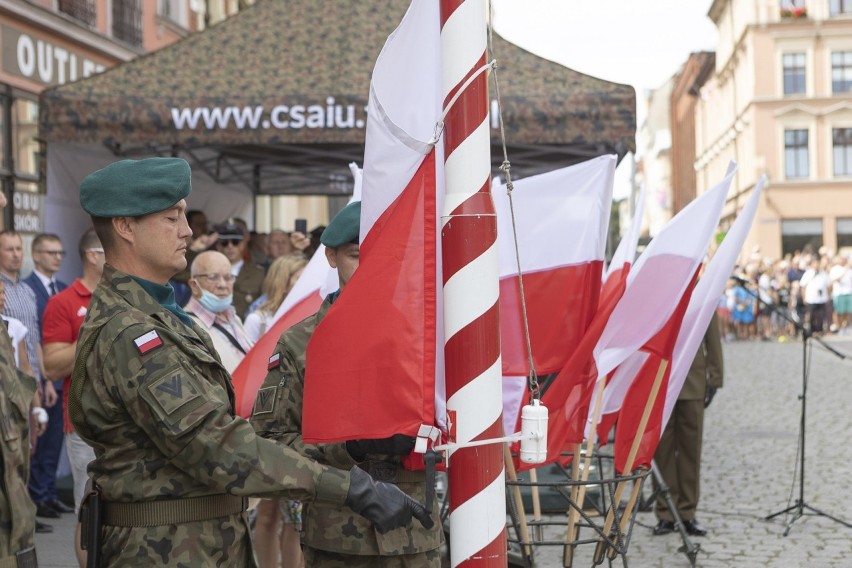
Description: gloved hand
704,386,718,408
345,434,416,462
344,466,434,533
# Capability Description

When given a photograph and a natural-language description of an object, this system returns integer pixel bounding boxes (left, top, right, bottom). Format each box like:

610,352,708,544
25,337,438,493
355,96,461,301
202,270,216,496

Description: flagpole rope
433,430,539,455
487,9,539,401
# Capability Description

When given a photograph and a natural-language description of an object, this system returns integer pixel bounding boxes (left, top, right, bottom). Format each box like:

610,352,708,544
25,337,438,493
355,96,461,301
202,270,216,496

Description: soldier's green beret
80,158,192,217
321,201,361,248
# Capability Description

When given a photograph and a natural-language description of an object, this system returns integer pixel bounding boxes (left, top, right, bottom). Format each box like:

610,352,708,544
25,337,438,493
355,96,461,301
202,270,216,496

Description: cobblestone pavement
531,336,852,568
35,337,852,567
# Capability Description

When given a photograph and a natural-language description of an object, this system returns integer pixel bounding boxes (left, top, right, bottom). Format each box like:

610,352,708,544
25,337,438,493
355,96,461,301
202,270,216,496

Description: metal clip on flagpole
430,404,548,466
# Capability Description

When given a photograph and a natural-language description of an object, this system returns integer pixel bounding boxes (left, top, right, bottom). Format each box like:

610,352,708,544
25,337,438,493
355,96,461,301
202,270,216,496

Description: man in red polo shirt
42,228,104,567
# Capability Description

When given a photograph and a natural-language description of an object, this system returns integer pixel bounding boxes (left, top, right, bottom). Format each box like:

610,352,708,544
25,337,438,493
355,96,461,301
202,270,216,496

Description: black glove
344,466,434,533
704,386,718,408
345,434,416,462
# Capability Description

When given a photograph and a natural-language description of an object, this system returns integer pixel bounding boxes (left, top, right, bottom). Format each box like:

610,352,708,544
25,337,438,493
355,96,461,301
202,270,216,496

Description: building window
0,96,6,173
838,218,852,252
830,0,852,16
158,0,187,27
784,129,809,178
783,53,806,95
834,128,852,176
0,94,44,232
12,98,38,178
832,51,852,93
112,0,143,48
58,0,96,26
782,219,823,256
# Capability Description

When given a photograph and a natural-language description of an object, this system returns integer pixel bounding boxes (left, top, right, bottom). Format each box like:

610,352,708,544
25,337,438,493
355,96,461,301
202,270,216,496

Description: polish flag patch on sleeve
134,330,164,355
267,353,281,370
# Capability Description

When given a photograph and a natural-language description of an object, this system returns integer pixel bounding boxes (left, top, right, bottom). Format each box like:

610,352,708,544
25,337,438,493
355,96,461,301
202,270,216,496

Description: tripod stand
738,278,852,535
764,325,852,534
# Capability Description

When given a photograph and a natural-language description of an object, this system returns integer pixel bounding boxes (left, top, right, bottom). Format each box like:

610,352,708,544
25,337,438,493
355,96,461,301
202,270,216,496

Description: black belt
361,460,423,484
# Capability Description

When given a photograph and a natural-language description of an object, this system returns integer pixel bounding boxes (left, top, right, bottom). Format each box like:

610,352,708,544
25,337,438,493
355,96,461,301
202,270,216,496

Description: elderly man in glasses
185,250,253,373
214,222,265,318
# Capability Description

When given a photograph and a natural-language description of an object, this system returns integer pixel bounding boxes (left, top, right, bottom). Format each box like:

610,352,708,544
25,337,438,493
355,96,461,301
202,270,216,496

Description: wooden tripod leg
529,469,543,542
594,359,669,562
565,377,608,566
504,444,533,558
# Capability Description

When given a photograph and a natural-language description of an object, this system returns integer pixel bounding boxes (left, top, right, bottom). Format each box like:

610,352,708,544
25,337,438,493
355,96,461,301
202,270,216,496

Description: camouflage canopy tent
40,0,635,276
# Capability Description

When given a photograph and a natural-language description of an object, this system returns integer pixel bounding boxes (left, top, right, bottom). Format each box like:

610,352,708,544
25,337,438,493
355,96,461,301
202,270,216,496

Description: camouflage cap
321,201,361,248
80,157,191,217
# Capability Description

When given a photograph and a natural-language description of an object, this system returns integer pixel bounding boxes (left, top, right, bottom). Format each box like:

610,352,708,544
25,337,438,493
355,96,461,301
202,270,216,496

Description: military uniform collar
100,264,191,326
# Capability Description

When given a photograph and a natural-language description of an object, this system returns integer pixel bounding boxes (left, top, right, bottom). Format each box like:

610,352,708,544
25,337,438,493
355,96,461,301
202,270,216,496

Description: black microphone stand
731,277,852,535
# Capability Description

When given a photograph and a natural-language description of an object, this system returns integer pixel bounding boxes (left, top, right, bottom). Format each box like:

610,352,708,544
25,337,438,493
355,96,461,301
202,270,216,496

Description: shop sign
12,190,42,233
1,24,106,87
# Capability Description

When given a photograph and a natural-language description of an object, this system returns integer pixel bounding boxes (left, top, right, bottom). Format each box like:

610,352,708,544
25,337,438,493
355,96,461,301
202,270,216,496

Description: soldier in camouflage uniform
251,201,443,567
0,188,39,567
69,158,430,567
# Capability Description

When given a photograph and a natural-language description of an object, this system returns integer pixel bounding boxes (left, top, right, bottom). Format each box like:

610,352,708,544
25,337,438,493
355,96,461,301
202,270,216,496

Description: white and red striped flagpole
440,0,507,566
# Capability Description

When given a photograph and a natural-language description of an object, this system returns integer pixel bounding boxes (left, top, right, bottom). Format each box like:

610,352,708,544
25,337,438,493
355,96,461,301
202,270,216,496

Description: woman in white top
244,254,308,343
246,253,307,568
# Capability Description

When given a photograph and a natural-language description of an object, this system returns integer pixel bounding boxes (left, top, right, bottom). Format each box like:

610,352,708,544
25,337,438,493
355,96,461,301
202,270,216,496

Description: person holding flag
69,158,430,567
251,201,442,567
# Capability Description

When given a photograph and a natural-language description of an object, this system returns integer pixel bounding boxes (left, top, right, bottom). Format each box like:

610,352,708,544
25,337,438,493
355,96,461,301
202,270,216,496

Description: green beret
80,157,191,217
321,201,361,248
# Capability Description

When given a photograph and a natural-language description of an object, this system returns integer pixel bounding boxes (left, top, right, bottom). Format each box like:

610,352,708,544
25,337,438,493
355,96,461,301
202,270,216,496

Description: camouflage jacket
69,265,349,567
251,298,442,557
0,325,37,558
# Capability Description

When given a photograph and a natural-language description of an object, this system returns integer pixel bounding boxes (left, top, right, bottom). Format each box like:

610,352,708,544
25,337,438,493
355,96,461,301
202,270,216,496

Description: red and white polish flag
230,165,361,418
605,176,763,473
661,177,765,426
301,0,443,443
592,166,739,442
494,155,616,377
541,165,734,467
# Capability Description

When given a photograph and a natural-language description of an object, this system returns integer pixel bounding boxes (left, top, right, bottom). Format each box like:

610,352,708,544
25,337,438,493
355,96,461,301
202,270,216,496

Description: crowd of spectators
1,208,323,567
718,245,852,342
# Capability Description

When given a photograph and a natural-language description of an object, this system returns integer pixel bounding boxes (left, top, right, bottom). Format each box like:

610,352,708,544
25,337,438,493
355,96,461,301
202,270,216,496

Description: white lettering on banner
9,30,105,86
170,96,505,133
12,192,42,234
170,96,368,131
17,34,34,77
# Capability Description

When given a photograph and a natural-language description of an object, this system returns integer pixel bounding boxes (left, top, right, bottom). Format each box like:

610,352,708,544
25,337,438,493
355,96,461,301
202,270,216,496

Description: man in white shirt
185,251,254,373
800,257,830,335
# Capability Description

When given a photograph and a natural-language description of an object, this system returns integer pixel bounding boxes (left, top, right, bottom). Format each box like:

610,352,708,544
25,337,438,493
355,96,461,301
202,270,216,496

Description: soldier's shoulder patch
146,365,202,418
268,353,281,370
134,330,163,355
252,386,277,416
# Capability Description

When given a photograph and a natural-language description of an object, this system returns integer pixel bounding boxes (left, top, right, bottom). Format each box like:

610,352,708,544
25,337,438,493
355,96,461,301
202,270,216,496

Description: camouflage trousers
304,546,442,567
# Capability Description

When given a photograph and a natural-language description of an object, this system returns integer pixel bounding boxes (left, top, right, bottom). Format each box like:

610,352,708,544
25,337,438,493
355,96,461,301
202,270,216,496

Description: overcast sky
490,1,718,198
491,0,718,122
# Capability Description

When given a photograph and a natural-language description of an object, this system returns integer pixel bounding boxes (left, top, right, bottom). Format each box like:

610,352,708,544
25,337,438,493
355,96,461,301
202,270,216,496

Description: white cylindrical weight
520,400,548,464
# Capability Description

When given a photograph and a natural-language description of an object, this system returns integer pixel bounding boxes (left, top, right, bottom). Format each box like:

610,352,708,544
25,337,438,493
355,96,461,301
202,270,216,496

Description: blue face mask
198,289,233,313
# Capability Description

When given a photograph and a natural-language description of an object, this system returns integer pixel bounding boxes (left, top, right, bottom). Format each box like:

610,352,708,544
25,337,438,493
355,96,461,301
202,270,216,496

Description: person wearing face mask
185,250,254,373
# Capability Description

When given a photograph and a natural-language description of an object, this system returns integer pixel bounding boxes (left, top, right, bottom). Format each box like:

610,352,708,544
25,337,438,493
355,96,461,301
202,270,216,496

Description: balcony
58,0,96,26
112,0,142,48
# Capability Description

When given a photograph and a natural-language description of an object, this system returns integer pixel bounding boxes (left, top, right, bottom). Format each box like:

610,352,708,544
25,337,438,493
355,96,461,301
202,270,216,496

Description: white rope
433,430,542,454
486,16,539,399
428,60,496,146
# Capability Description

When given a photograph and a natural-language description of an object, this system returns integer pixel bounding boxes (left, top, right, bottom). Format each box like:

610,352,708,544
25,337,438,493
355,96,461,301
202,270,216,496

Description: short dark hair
78,228,101,261
31,233,61,253
91,217,115,252
187,210,205,224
